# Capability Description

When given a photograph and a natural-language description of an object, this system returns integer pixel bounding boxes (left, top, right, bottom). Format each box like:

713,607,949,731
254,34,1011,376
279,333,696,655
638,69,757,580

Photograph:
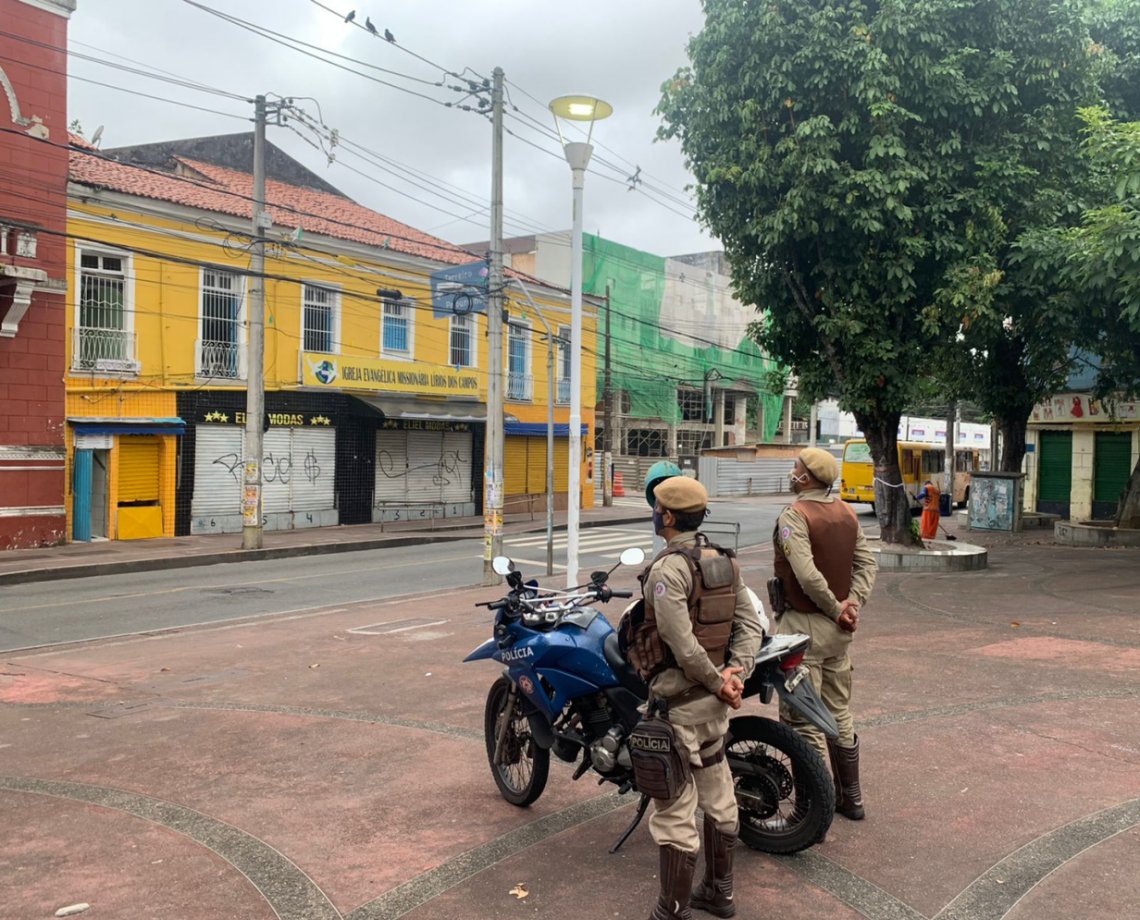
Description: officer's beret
654,476,708,513
799,447,838,485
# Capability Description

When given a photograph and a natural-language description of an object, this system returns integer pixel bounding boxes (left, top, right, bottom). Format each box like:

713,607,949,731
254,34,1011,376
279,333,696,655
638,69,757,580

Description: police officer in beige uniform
773,447,877,820
639,476,764,920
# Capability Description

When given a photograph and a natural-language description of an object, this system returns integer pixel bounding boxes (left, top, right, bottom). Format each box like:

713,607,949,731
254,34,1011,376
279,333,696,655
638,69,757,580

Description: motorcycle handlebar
609,589,634,599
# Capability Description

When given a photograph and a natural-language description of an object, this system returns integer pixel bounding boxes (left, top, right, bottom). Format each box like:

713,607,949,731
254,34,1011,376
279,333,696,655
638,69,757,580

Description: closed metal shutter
290,428,336,512
117,436,160,503
1093,431,1132,517
192,426,243,518
375,430,409,502
262,428,336,514
504,435,528,493
440,429,473,504
407,431,442,501
1037,430,1073,511
526,437,548,493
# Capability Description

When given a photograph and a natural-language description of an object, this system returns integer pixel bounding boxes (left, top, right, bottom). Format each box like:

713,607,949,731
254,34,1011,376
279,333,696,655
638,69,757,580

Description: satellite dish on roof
91,125,104,147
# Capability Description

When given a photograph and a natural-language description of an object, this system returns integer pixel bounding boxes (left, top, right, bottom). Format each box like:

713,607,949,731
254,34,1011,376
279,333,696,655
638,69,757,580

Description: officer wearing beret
640,476,764,920
773,447,877,820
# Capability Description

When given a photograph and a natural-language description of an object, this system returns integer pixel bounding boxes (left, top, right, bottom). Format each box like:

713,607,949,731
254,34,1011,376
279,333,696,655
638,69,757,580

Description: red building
0,0,75,548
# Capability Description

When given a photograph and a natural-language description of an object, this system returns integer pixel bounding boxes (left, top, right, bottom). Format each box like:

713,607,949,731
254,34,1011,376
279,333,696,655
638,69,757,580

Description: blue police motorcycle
464,549,837,854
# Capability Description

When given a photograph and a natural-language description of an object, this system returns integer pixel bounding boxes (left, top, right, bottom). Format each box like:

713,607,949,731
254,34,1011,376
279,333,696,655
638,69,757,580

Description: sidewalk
2,535,1138,919
0,503,649,586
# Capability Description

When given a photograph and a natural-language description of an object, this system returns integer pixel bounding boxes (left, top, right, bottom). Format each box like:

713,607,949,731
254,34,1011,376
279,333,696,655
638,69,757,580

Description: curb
0,514,648,587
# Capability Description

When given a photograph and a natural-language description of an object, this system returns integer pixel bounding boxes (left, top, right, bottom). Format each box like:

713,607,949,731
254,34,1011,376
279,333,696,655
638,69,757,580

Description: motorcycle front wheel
726,716,834,854
484,676,550,807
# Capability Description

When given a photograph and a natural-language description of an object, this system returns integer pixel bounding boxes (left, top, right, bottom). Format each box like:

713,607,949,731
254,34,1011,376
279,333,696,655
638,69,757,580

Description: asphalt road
0,498,877,653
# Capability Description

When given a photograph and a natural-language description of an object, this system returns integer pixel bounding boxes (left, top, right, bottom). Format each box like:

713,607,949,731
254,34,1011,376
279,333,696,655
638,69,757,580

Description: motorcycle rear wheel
726,716,834,854
484,677,550,807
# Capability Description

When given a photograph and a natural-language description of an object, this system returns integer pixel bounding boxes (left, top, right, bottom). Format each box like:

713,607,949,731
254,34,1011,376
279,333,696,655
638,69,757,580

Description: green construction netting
583,234,783,442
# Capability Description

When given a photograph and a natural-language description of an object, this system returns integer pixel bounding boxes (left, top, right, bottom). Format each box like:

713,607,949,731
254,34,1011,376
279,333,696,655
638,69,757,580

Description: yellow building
64,134,595,540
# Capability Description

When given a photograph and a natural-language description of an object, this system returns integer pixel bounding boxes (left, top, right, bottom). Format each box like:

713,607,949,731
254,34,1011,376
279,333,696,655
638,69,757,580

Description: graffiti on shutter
373,428,474,521
191,426,243,532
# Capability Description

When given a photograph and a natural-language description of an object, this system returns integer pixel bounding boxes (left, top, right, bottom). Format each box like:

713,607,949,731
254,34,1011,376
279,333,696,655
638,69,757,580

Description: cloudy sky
66,0,713,257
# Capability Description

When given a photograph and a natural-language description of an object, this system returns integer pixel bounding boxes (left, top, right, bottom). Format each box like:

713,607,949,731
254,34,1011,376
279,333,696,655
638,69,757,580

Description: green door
1037,430,1072,516
1093,432,1132,519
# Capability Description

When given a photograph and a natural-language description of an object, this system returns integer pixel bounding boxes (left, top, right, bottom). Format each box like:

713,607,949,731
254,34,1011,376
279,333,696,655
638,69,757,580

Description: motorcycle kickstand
609,793,651,854
492,684,518,765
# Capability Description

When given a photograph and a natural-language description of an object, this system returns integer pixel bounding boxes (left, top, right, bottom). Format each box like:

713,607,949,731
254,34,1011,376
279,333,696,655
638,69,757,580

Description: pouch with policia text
628,699,690,801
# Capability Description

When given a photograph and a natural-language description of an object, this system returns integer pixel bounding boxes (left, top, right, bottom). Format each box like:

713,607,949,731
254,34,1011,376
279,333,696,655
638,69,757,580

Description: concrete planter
870,537,988,572
1054,521,1140,548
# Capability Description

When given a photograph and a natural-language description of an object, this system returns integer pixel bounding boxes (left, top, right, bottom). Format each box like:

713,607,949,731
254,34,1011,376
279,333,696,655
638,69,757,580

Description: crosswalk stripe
506,529,650,548
506,536,652,554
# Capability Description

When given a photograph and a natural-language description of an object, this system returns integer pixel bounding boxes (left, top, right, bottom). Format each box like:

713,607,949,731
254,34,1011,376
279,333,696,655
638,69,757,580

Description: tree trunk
856,410,919,546
1114,458,1140,529
998,414,1028,473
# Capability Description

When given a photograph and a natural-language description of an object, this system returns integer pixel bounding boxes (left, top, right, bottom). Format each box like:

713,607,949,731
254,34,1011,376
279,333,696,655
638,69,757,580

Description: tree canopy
658,0,1100,541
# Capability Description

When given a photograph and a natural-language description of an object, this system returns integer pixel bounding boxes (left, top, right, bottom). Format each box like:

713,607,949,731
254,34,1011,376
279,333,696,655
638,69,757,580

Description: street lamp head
549,94,613,149
549,94,614,122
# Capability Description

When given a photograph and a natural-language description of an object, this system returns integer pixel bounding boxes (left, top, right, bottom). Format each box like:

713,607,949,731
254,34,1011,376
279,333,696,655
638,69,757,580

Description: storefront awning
349,395,508,424
68,417,186,436
504,422,589,438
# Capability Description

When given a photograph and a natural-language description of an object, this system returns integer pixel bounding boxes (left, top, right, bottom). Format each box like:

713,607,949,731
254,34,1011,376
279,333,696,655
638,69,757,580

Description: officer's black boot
690,815,737,917
648,845,697,920
827,735,866,820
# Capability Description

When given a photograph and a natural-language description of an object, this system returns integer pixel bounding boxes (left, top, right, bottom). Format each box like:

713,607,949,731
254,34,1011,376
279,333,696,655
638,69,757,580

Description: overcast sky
65,0,714,257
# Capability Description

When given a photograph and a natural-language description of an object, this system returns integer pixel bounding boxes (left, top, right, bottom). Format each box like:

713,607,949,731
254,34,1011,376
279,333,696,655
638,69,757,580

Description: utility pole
945,401,956,507
603,284,613,507
482,67,506,585
242,95,269,550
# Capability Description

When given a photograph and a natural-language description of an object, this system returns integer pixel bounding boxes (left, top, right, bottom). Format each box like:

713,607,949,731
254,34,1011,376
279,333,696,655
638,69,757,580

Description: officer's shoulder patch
654,581,667,598
780,526,791,541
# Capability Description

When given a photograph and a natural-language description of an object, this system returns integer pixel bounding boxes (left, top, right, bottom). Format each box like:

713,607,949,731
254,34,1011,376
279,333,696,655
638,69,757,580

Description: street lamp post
549,94,613,588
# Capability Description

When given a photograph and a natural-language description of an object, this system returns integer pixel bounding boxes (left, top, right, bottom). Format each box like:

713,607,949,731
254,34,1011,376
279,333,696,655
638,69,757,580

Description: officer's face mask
652,507,667,535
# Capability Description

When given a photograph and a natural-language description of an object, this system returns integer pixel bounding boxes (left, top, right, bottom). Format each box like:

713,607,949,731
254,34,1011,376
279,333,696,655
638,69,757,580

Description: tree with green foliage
1019,108,1140,526
658,0,1099,543
936,0,1140,475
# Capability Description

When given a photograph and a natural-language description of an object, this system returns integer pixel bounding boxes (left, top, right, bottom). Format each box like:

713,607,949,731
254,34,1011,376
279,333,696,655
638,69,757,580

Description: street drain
200,586,274,596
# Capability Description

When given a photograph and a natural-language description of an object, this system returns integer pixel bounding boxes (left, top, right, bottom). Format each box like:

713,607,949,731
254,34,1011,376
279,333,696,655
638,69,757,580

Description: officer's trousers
776,609,855,760
647,712,738,853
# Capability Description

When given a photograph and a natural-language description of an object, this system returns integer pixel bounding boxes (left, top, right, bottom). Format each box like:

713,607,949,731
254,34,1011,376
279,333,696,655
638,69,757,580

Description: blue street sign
430,261,489,318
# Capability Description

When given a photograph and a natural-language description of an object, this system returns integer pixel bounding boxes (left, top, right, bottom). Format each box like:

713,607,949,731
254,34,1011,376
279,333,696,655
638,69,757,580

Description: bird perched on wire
384,28,395,42
344,9,355,23
365,16,377,35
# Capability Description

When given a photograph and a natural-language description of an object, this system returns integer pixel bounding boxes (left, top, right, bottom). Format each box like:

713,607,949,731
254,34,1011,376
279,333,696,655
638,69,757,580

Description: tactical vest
772,500,858,614
621,534,740,681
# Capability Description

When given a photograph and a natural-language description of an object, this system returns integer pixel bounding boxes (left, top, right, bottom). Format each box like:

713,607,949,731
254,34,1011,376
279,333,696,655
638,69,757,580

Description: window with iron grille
678,388,705,422
507,321,531,400
723,395,736,426
303,284,337,353
450,312,474,367
76,251,130,369
624,428,667,457
556,324,571,404
382,297,412,355
200,269,243,378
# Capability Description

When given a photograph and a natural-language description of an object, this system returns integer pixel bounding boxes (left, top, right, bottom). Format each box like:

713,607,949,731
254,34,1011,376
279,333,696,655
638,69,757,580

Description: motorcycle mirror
491,556,515,576
619,547,646,567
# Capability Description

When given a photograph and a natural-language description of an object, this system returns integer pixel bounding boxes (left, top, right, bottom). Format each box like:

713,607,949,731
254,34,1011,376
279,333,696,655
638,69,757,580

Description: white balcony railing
507,372,533,401
556,377,571,405
72,326,138,373
196,338,246,380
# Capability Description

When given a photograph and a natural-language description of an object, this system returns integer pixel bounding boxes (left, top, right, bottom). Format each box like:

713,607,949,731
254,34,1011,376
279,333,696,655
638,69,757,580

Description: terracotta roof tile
68,146,471,264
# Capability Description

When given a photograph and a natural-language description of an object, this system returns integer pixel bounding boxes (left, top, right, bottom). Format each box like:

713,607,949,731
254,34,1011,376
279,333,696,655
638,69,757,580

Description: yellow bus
839,439,979,509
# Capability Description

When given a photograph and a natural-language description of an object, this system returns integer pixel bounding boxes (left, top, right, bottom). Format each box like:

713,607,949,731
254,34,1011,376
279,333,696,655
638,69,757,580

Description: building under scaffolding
489,233,784,473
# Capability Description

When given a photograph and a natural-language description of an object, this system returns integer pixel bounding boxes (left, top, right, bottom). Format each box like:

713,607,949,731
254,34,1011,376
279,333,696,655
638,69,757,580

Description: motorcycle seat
603,632,648,698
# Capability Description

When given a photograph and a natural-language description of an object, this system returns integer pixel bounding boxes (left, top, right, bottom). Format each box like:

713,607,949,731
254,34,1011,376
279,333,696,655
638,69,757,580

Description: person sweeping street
917,480,941,541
